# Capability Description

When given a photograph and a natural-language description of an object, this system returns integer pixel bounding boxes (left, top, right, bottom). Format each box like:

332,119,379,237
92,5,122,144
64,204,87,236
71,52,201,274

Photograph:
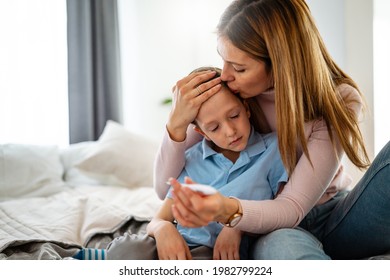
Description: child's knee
107,233,157,260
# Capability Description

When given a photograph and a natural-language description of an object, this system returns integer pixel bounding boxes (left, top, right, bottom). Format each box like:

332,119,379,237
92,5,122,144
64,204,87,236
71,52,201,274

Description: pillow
74,121,158,188
0,144,64,200
60,141,105,186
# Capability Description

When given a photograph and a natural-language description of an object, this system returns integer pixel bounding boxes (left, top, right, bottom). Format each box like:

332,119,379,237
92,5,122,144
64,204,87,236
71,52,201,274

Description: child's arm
146,198,192,260
213,227,242,260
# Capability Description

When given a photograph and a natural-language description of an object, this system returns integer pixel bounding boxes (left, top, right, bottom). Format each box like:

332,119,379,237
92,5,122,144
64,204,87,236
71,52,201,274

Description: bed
0,121,162,259
1,121,389,260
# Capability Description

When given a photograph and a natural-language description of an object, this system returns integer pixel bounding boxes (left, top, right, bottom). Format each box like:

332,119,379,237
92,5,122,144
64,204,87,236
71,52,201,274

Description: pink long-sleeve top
153,84,362,234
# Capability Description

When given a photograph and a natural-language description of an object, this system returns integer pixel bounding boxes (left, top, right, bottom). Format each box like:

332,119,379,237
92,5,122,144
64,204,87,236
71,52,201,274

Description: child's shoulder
245,130,279,157
258,131,277,143
184,138,205,156
259,132,279,151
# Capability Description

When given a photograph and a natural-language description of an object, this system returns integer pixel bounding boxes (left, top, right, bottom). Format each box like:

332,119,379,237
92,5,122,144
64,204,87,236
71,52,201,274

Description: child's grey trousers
106,232,214,260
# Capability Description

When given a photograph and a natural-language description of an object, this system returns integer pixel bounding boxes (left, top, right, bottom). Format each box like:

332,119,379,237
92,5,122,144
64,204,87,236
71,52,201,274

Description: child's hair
190,66,246,127
191,66,267,134
189,66,223,83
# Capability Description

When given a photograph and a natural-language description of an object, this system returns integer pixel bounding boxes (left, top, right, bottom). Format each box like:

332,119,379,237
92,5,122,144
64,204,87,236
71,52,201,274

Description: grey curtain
67,0,122,143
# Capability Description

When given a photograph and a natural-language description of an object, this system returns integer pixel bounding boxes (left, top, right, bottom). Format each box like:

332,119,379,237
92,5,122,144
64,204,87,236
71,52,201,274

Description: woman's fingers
169,177,223,227
180,70,218,89
195,75,222,96
170,178,192,208
171,204,208,227
169,181,208,227
170,178,200,226
174,70,221,99
171,192,215,227
167,70,222,141
184,176,195,184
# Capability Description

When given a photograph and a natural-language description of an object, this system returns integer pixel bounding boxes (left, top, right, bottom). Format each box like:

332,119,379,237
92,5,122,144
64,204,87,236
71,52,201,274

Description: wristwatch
225,212,243,227
224,198,243,227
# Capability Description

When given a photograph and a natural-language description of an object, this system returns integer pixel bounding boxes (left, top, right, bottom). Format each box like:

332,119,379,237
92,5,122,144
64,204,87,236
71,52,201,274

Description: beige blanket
0,185,162,252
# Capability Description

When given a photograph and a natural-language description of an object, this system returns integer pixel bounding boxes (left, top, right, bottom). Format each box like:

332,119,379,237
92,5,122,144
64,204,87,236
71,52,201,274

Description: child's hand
213,227,242,260
154,222,192,260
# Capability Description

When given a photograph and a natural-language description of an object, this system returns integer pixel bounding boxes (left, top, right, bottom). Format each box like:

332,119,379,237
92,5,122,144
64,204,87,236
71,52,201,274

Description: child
74,67,287,260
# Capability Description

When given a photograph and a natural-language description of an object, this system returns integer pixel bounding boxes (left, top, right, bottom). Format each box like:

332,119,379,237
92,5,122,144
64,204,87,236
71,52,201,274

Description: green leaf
161,97,172,105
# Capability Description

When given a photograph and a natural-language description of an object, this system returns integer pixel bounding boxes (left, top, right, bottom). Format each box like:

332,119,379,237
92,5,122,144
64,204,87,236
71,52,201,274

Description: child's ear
193,126,206,136
193,126,210,140
243,100,251,119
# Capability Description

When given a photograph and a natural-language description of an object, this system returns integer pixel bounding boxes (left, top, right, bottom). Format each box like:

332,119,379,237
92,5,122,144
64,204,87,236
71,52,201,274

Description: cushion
60,141,104,186
0,144,64,200
74,120,158,188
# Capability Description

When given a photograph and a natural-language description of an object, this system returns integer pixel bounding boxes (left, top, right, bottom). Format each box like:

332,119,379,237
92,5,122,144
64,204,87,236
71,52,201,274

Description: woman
154,0,390,259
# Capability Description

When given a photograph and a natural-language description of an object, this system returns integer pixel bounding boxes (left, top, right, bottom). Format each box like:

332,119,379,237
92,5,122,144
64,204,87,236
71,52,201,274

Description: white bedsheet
0,185,162,252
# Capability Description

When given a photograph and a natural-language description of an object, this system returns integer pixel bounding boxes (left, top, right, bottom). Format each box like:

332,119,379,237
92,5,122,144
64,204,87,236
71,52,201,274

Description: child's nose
225,123,236,136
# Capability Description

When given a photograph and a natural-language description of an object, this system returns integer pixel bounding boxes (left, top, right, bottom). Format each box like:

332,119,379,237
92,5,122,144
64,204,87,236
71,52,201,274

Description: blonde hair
217,0,370,175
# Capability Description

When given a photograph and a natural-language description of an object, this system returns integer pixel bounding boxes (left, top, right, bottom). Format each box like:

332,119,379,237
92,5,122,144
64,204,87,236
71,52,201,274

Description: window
0,0,68,147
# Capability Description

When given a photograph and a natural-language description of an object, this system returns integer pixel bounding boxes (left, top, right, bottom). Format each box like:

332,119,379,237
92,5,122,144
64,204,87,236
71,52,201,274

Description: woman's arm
170,84,363,234
238,118,347,233
236,84,364,233
153,71,221,199
170,119,348,233
153,124,203,200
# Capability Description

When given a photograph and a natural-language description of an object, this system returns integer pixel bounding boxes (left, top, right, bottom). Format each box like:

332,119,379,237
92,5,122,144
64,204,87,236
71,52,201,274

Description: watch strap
224,197,242,227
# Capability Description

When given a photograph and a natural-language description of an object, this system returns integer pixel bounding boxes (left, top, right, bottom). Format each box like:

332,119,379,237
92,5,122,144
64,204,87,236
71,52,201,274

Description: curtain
67,0,122,143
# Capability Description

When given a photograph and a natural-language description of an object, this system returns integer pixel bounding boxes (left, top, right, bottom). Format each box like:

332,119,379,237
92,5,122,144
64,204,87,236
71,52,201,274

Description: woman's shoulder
336,83,362,104
336,83,364,116
256,88,275,102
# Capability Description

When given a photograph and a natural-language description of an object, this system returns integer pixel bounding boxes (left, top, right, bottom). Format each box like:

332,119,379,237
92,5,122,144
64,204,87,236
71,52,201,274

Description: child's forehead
206,87,241,105
197,89,242,118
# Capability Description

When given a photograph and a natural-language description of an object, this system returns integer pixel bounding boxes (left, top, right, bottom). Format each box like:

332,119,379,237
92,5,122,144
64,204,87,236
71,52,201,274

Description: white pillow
74,120,158,188
60,141,105,186
0,144,64,200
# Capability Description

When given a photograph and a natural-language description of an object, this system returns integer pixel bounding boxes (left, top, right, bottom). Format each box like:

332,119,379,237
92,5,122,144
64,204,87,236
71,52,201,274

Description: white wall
306,0,346,68
308,0,375,186
345,0,375,185
374,0,390,154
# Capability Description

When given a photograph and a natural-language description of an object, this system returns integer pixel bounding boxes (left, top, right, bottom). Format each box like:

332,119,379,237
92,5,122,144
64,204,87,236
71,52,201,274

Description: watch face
230,215,242,227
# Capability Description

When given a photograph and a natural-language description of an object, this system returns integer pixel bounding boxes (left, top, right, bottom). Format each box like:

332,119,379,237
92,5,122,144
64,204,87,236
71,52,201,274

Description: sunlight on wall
118,0,231,141
374,0,390,154
0,0,68,147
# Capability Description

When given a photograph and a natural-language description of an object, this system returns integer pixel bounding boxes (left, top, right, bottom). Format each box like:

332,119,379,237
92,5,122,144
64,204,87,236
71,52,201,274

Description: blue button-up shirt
168,128,288,248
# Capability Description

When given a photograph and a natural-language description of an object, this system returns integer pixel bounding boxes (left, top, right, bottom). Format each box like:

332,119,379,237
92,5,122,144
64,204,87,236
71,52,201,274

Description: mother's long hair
217,0,370,175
